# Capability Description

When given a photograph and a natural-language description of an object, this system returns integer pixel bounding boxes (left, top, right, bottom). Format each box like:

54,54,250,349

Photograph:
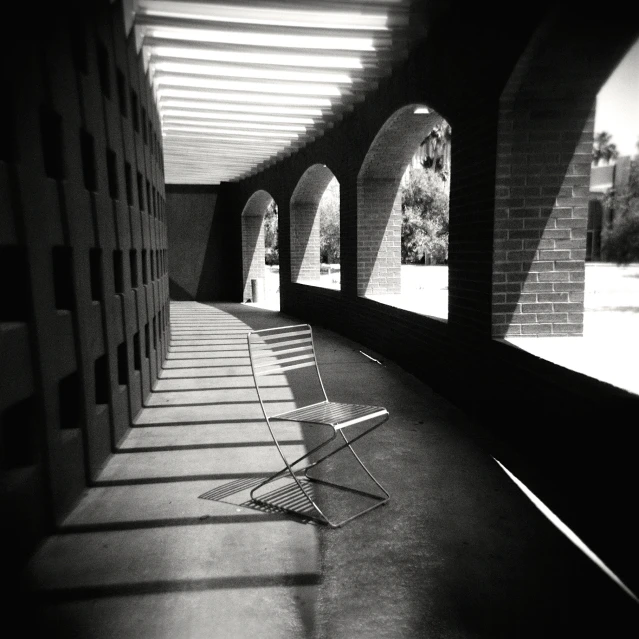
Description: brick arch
241,190,275,301
290,163,337,283
492,17,639,337
357,104,444,295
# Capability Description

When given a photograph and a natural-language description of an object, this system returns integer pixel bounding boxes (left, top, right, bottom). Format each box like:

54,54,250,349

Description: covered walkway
23,303,636,637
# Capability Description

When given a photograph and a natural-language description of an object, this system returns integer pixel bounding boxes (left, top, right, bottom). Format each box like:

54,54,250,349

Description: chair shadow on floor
198,458,385,527
198,476,316,524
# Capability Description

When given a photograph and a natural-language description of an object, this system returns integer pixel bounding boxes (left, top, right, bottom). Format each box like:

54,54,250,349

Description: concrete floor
22,302,638,637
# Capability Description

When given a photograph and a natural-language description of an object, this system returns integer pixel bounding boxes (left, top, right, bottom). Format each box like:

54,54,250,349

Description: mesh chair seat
272,401,388,429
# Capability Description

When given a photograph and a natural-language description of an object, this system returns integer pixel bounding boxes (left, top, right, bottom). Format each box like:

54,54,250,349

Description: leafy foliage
399,120,451,264
264,200,279,265
318,177,340,264
401,164,450,264
420,122,452,179
592,131,619,165
602,158,639,263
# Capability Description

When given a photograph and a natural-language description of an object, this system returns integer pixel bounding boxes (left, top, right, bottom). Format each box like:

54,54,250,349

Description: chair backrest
247,324,328,419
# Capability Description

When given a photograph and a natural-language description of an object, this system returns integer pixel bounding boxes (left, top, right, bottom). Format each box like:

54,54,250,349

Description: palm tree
592,131,619,165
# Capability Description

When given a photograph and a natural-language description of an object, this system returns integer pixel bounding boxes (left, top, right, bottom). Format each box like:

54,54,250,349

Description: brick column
357,179,402,295
240,190,272,301
241,215,265,301
491,27,605,338
290,164,334,283
357,106,442,297
491,16,637,338
492,110,591,337
290,202,320,282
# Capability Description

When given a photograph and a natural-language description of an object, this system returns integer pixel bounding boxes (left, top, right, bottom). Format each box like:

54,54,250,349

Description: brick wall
0,0,167,580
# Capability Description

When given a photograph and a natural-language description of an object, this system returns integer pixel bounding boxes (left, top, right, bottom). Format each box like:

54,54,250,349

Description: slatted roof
130,0,422,184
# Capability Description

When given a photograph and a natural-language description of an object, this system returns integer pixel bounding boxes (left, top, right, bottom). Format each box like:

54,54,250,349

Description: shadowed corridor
22,303,638,638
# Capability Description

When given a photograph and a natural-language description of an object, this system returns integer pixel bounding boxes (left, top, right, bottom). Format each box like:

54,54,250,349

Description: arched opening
241,190,279,308
357,104,451,319
493,25,639,394
290,164,340,289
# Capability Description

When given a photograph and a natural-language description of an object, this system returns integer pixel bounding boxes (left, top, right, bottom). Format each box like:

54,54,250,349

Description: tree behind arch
264,201,278,265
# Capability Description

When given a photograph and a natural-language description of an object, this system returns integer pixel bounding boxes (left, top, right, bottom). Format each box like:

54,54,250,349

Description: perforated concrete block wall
0,0,168,572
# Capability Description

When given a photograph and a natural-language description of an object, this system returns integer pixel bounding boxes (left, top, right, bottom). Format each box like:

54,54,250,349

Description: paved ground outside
258,263,639,396
507,263,639,396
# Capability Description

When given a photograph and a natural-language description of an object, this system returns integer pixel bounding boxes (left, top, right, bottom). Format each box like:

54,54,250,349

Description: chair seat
272,401,387,429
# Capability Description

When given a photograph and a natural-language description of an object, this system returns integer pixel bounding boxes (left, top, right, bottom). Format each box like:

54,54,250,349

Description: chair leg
302,418,390,527
250,429,339,526
252,416,390,528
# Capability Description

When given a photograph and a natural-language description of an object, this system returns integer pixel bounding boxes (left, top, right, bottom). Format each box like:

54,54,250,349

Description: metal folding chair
247,324,390,528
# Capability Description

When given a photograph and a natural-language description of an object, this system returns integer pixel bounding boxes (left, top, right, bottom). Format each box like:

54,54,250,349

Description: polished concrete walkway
23,302,638,637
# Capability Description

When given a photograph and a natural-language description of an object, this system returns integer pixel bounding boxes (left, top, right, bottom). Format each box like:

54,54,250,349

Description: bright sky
595,38,639,157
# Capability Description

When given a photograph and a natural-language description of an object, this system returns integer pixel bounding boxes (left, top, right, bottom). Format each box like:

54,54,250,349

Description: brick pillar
357,179,402,295
357,106,442,297
240,190,272,301
290,202,320,282
493,110,591,337
242,215,265,301
290,164,334,284
490,26,608,338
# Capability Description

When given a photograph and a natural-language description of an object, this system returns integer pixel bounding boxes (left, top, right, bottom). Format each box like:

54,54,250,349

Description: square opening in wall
94,354,109,406
146,179,152,217
106,148,118,200
124,161,133,205
90,248,103,301
69,18,88,75
144,323,150,359
1,245,30,321
80,129,97,192
40,107,65,180
96,40,111,99
116,68,127,117
113,250,124,294
130,88,139,132
137,172,144,211
129,249,138,288
133,332,141,371
141,249,148,285
0,98,16,162
52,246,74,312
142,107,148,144
59,371,81,430
117,341,128,386
1,396,36,470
